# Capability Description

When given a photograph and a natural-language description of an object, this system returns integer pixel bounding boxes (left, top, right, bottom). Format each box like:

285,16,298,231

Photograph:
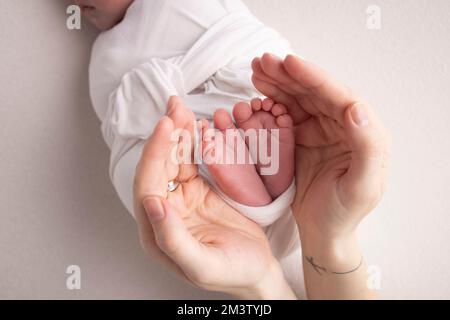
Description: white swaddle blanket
89,0,299,259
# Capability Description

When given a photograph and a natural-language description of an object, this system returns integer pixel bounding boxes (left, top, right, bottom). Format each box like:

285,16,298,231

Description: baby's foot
233,98,295,198
201,109,272,207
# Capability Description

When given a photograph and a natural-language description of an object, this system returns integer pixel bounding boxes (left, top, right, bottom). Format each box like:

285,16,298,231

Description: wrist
299,230,375,300
233,259,297,300
300,230,362,273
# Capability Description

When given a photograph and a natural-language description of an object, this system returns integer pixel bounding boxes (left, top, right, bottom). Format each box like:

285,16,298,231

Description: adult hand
252,54,390,299
133,97,295,299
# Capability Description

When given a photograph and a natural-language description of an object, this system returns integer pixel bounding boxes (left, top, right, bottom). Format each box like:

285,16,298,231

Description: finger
135,116,174,200
252,57,310,124
252,57,279,86
251,74,310,125
338,102,388,212
252,74,296,107
133,116,185,276
283,55,357,125
166,96,187,179
259,53,308,95
135,194,199,284
143,196,206,278
135,213,186,278
166,96,198,182
134,116,173,252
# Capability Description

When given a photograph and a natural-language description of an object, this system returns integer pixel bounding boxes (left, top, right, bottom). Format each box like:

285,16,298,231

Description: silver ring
167,180,180,192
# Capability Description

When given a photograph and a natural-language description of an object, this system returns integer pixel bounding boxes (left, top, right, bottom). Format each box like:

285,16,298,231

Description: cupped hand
252,54,390,244
133,97,295,299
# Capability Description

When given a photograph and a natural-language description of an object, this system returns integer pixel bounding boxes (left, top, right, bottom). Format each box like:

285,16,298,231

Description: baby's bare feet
233,98,295,199
201,109,272,207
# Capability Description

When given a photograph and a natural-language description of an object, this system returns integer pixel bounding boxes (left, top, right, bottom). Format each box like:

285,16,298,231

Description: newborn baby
83,0,298,258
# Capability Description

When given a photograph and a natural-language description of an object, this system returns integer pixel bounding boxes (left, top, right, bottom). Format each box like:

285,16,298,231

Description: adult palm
251,54,390,240
133,97,286,298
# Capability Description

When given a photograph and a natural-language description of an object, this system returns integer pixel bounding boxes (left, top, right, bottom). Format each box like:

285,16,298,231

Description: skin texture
251,53,390,299
201,98,295,206
200,109,272,207
130,50,389,298
133,97,296,299
233,98,295,199
74,0,134,30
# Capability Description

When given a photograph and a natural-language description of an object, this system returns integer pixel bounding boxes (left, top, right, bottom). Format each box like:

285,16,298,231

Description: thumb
339,102,387,212
143,196,205,275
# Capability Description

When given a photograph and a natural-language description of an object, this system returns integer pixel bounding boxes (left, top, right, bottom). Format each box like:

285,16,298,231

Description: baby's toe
276,114,294,128
233,102,253,125
250,98,263,111
271,103,287,117
214,109,234,131
198,118,209,137
201,119,221,165
262,98,275,111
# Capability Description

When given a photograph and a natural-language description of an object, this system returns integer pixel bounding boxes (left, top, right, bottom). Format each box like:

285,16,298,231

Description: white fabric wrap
91,11,300,259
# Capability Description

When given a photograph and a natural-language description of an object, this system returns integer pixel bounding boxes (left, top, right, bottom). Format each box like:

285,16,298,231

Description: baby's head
75,0,134,31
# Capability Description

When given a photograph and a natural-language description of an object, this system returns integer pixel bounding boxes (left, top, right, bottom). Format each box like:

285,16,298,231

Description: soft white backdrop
1,0,449,299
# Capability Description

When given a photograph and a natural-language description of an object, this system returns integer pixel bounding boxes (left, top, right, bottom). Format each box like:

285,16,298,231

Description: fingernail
143,197,165,223
351,104,369,127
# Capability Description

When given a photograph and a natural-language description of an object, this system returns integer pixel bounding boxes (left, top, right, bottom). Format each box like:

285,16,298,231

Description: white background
1,0,449,299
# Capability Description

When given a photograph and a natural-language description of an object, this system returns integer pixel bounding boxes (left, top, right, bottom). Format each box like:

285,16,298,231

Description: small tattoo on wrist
305,255,364,276
305,256,327,275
